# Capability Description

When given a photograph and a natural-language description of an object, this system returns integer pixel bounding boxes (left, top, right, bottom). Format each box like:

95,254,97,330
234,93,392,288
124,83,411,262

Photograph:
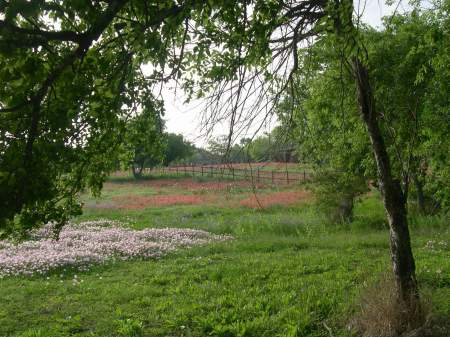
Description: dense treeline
123,126,298,176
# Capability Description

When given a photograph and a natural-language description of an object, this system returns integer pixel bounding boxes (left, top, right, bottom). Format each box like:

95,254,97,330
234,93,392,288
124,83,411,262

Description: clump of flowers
424,239,448,251
0,220,231,277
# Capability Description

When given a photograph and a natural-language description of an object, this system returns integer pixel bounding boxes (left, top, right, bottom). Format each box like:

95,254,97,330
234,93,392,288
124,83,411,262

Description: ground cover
83,176,312,210
0,176,448,337
0,220,230,278
112,194,208,209
240,191,313,208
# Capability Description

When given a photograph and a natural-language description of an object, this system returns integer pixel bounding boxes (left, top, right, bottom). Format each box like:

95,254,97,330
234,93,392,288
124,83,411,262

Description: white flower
0,220,231,277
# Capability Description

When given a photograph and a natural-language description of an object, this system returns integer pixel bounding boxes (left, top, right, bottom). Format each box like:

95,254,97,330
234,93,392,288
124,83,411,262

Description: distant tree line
121,124,300,178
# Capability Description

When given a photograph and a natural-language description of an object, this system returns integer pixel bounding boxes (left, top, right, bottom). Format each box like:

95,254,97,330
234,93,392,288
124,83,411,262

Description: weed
116,318,144,337
349,274,434,337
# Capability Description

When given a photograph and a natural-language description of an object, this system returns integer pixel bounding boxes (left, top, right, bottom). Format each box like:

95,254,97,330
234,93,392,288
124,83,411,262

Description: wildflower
0,220,231,277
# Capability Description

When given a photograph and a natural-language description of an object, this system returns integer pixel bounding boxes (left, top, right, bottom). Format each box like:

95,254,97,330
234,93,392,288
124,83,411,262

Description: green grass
1,179,449,337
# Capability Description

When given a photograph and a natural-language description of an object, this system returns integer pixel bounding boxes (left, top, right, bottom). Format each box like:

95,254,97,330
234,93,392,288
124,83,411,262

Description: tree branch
0,20,86,43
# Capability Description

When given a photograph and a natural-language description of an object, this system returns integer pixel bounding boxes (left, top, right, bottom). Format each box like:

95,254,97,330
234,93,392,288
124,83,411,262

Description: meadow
0,173,449,337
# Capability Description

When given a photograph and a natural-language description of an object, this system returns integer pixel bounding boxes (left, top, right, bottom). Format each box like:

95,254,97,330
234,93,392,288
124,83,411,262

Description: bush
349,273,450,337
314,170,368,224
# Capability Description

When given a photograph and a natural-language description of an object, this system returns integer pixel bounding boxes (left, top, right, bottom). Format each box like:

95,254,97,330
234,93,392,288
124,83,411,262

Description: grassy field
0,175,449,337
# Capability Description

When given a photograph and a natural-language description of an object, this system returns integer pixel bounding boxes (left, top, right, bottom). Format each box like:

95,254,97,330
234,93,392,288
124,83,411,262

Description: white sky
161,0,410,147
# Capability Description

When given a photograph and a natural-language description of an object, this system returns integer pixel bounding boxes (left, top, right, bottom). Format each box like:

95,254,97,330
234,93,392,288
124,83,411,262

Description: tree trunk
339,194,354,223
132,162,144,179
412,174,426,214
352,58,418,304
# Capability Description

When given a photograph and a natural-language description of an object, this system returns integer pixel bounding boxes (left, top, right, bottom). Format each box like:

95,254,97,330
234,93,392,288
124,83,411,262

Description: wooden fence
147,164,310,185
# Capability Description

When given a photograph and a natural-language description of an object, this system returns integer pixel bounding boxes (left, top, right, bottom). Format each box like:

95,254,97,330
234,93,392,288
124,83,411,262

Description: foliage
0,0,199,232
205,136,251,163
280,5,449,219
163,133,194,166
116,318,144,337
188,146,221,165
248,126,298,163
121,104,166,179
313,170,368,224
203,127,297,165
276,38,373,223
366,5,450,212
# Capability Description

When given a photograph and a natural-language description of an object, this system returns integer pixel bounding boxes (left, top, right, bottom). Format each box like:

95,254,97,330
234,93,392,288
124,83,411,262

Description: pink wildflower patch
0,220,231,277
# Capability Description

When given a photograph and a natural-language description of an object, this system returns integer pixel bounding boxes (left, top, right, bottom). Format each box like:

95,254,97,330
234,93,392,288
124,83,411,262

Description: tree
163,133,193,166
279,38,373,223
0,0,201,233
188,146,220,165
367,9,450,213
122,102,166,179
205,135,253,163
248,126,298,163
284,9,449,222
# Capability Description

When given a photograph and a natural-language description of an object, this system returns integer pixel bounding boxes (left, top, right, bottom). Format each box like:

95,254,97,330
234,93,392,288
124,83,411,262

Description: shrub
314,170,368,224
348,274,450,337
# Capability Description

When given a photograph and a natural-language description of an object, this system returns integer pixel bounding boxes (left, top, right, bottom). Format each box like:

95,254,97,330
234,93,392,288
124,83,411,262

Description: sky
161,0,411,147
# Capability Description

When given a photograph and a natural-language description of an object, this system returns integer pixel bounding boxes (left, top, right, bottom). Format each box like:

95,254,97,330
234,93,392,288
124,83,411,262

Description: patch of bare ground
239,190,313,208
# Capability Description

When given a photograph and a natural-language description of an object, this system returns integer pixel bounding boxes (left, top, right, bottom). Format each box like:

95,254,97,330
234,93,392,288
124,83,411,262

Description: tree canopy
163,133,194,166
121,100,166,178
0,0,203,232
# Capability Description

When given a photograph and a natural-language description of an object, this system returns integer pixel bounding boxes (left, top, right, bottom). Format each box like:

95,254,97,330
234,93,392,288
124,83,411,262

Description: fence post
232,168,235,180
286,170,289,184
210,166,213,177
201,166,204,176
303,169,306,181
271,170,274,184
257,169,260,183
184,165,187,176
176,166,178,176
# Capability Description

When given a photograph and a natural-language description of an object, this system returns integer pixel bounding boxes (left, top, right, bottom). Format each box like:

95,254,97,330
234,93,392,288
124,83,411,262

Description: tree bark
132,162,144,179
412,174,426,214
352,57,418,303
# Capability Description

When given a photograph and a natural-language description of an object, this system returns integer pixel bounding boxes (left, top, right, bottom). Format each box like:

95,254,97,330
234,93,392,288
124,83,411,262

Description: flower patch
140,178,266,191
0,220,231,277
